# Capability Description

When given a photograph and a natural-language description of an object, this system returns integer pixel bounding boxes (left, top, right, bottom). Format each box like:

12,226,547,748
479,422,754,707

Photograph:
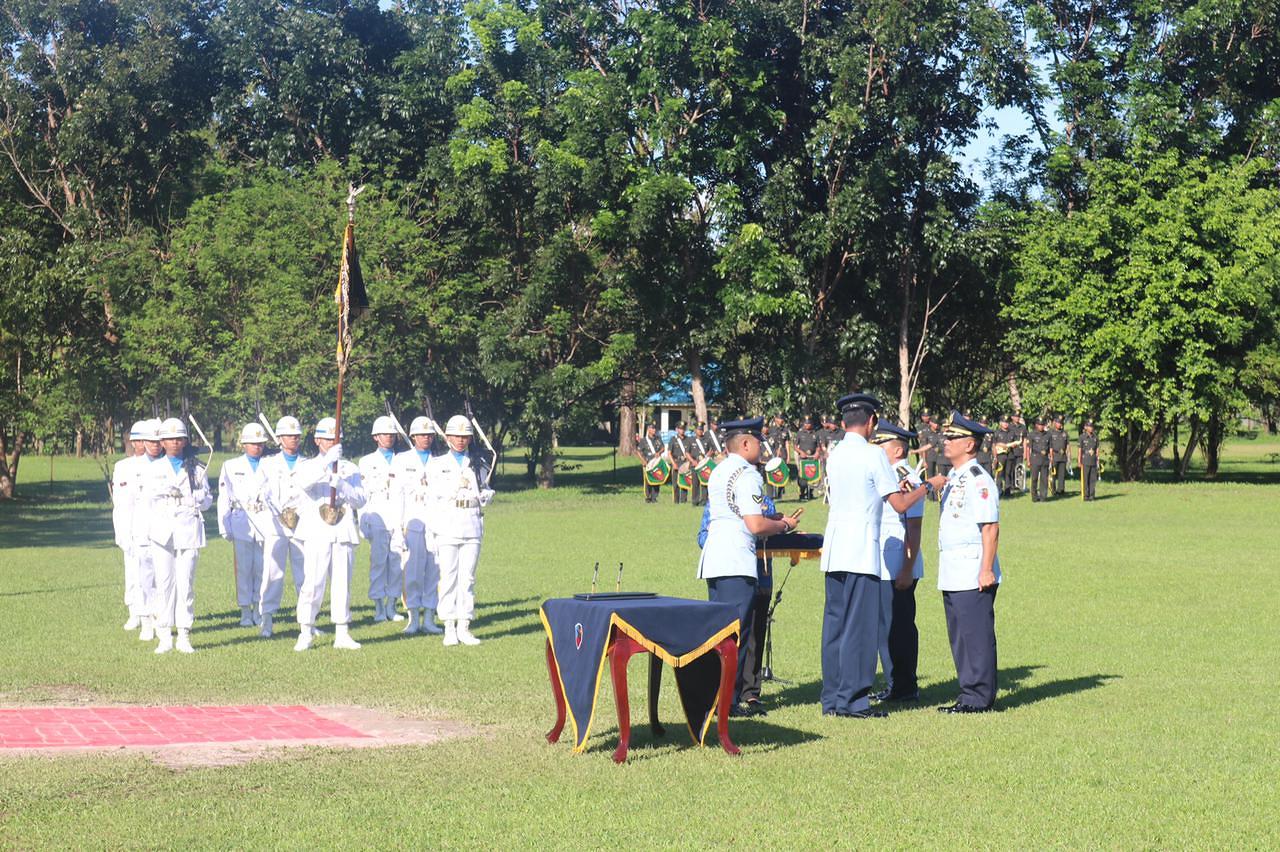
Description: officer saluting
697,417,798,709
932,412,1002,713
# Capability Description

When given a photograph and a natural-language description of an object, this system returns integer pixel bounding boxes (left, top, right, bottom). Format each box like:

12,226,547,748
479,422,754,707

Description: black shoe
870,688,892,703
885,690,920,703
744,700,768,717
937,703,994,714
729,703,752,718
823,708,888,718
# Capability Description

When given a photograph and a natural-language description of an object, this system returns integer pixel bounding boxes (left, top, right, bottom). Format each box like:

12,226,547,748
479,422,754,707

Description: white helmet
314,417,340,440
371,415,397,436
275,416,303,436
445,415,473,436
128,420,151,441
143,419,163,441
239,423,269,444
158,417,187,440
408,416,433,436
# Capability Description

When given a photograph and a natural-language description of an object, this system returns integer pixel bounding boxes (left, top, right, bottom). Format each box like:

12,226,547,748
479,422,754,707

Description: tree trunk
75,427,84,458
1007,373,1022,415
618,379,637,456
1204,411,1224,478
533,421,557,489
0,431,26,499
896,258,914,427
1175,416,1201,481
689,352,708,427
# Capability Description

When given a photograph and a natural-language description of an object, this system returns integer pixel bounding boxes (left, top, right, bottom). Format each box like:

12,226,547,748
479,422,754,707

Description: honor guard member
687,424,709,506
933,412,1002,712
258,416,310,636
1079,420,1100,500
759,423,785,500
217,423,274,627
426,416,495,646
293,417,366,652
667,423,691,504
820,395,932,718
794,415,821,501
394,416,445,635
360,417,404,623
112,420,160,639
141,418,212,654
637,424,664,503
1048,415,1070,496
1028,417,1051,502
697,417,798,708
870,422,925,703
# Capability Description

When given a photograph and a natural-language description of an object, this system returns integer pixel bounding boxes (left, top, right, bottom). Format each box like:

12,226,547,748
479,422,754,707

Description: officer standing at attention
359,417,404,623
870,422,925,703
772,413,792,466
1048,415,1070,497
217,423,274,627
293,417,366,652
112,420,160,640
426,415,495,647
141,418,212,655
697,417,798,709
976,417,995,472
1028,417,1051,502
394,416,446,635
794,415,821,501
916,410,936,476
1079,420,1101,501
992,415,1014,496
931,420,952,478
667,422,691,504
637,423,664,503
687,424,709,507
259,415,309,621
820,395,932,719
934,412,1002,713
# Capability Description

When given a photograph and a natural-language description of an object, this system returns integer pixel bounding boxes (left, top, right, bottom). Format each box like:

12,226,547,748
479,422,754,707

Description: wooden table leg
647,653,665,738
609,632,647,763
545,639,566,744
713,637,741,756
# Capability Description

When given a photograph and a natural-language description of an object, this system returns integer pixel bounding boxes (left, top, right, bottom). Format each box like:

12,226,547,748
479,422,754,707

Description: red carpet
0,705,371,749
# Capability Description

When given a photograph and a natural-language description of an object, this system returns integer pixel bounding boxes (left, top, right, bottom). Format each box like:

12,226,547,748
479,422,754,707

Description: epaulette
970,464,983,477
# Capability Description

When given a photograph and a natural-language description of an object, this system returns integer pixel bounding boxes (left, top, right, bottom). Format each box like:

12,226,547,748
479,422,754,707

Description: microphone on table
616,562,623,592
591,561,600,595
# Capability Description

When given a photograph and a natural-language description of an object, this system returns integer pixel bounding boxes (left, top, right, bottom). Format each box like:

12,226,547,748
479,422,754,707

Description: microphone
616,562,623,592
591,561,600,595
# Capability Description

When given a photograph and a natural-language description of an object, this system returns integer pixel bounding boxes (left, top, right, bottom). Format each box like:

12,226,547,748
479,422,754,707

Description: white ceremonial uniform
294,457,367,627
696,454,764,580
217,454,273,611
876,458,925,685
142,455,212,629
358,448,402,603
820,433,899,576
258,452,309,614
937,462,1002,591
111,453,155,620
425,450,491,622
393,449,439,610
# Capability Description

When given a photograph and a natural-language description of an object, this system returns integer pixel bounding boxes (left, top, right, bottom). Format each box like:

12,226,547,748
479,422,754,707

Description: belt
455,499,480,509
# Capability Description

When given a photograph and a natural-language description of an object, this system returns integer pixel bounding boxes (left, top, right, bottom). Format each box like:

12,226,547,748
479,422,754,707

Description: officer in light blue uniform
870,421,925,703
934,411,1002,713
698,417,798,707
819,394,934,718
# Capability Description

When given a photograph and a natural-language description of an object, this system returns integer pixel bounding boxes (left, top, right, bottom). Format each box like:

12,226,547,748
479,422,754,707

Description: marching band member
426,415,495,646
217,423,273,627
359,416,403,623
112,419,159,639
667,422,690,505
141,418,212,654
394,416,445,635
258,415,309,637
688,424,710,507
293,417,366,651
637,423,663,503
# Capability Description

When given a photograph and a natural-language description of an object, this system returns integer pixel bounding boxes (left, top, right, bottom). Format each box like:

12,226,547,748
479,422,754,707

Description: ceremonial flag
335,219,370,367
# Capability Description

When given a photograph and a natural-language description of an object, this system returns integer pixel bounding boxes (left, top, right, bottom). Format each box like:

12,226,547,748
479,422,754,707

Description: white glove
322,443,343,466
328,472,342,489
391,529,405,552
479,488,495,507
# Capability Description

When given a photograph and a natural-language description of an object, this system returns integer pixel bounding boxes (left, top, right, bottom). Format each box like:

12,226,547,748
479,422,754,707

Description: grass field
1,438,1279,848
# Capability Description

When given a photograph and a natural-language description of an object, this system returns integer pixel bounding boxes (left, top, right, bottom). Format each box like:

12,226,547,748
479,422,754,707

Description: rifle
464,399,498,488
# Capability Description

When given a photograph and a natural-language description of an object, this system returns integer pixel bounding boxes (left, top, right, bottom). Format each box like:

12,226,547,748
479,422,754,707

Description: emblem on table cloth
574,623,584,650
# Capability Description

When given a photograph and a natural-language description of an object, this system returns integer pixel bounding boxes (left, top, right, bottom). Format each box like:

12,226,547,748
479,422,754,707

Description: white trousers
121,544,156,617
435,538,481,621
260,536,305,615
152,544,198,630
400,531,438,609
877,578,894,686
366,530,401,601
297,540,354,627
232,538,265,608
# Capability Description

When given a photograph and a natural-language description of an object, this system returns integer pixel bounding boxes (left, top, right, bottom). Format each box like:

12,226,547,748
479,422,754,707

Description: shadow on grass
997,672,1120,710
0,581,116,599
581,718,823,761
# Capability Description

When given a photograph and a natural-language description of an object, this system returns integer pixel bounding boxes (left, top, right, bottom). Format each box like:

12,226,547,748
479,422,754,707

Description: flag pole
331,183,366,513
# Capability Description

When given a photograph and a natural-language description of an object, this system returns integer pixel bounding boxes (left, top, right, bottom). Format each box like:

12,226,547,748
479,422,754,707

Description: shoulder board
970,465,983,477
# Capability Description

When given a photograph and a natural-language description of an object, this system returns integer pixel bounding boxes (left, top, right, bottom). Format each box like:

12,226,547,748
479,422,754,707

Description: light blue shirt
820,432,898,576
937,461,1001,592
283,452,298,470
167,455,184,473
696,454,764,580
246,455,260,472
880,458,925,580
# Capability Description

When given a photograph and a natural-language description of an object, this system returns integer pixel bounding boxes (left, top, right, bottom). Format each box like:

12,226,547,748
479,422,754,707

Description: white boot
239,606,254,627
403,608,420,634
154,629,174,655
123,614,141,631
443,620,459,647
260,612,274,638
294,625,314,652
420,607,444,635
386,598,405,622
252,610,263,626
175,629,195,654
139,616,155,642
457,620,481,646
312,623,326,636
333,624,361,650
373,599,387,623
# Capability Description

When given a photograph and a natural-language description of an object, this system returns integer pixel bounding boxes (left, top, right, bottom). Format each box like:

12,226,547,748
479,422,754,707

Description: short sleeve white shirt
820,432,899,576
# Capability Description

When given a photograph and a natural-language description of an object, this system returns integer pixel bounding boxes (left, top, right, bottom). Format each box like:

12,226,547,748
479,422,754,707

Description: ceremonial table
540,595,741,763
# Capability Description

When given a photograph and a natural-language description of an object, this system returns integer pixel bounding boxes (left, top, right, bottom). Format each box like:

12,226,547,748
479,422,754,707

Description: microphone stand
761,557,796,684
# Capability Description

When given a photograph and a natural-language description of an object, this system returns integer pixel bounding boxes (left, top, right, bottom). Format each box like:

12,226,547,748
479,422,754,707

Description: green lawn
1,439,1278,847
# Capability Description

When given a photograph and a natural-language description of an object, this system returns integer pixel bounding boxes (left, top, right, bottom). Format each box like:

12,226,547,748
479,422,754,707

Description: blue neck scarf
167,455,183,473
416,449,432,464
246,454,260,472
451,450,467,466
380,448,394,463
283,452,298,470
